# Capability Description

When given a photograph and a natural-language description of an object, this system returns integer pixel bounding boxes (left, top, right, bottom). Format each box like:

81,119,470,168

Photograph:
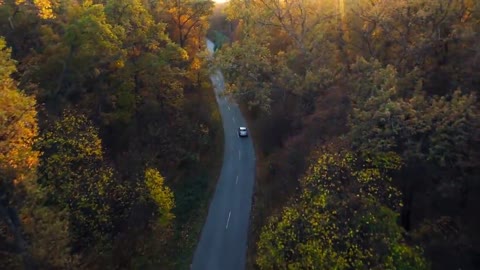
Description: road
190,40,256,270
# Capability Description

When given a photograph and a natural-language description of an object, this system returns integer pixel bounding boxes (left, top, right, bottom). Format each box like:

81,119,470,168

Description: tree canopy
0,0,218,267
213,0,480,269
257,152,427,270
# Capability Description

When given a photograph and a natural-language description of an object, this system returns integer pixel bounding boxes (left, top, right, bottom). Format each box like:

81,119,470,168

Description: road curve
191,40,256,270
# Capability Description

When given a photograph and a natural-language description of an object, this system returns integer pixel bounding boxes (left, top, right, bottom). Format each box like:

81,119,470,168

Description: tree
217,1,480,269
102,0,190,152
0,37,37,183
348,57,480,232
37,112,128,250
11,0,55,20
344,0,478,93
226,0,337,55
257,151,427,269
144,168,175,226
1,0,55,40
1,36,73,269
348,57,479,185
219,0,342,114
159,0,214,49
215,38,274,112
301,151,403,211
18,182,77,269
0,35,38,270
155,0,213,87
1,0,221,268
31,0,122,110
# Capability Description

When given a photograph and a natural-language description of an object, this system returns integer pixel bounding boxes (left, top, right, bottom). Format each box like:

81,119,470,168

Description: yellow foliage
190,56,201,71
145,168,175,225
109,59,124,69
15,0,56,19
179,47,189,61
33,0,55,19
0,37,39,184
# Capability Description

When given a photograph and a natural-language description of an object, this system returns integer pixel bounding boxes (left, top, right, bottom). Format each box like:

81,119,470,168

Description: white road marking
232,117,236,123
226,211,231,229
236,175,239,184
227,105,231,111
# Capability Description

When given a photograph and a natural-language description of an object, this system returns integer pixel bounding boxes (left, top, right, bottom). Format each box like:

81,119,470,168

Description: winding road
190,40,256,270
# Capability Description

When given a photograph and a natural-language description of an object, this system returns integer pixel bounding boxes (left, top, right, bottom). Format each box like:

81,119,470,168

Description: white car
238,127,248,137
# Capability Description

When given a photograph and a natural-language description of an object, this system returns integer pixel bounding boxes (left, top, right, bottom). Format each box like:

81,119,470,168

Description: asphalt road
190,40,256,270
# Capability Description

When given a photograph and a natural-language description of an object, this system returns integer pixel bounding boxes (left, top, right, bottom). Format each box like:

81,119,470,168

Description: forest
209,0,480,269
1,0,480,269
1,0,221,269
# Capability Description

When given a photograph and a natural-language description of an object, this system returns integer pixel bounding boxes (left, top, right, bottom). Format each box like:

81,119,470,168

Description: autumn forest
1,0,480,269
1,0,219,268
210,0,480,269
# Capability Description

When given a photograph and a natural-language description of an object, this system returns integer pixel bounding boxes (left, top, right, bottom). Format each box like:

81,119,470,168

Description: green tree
31,0,122,110
348,57,479,179
102,0,189,152
301,151,403,211
218,1,480,269
348,57,480,233
1,0,221,268
257,151,427,269
37,112,127,250
344,0,478,92
19,183,77,269
219,0,341,114
215,38,274,111
349,57,479,161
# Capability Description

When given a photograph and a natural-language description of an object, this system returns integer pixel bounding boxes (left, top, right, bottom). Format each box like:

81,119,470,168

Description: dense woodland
0,0,221,269
2,0,480,269
209,0,480,269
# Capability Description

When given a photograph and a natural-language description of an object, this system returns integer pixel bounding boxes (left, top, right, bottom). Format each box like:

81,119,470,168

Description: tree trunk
8,6,20,30
401,189,413,231
400,169,415,231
